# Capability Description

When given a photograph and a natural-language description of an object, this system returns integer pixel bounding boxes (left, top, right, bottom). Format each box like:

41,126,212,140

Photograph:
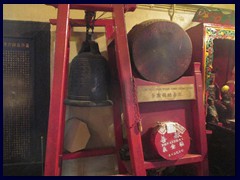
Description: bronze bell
64,40,112,107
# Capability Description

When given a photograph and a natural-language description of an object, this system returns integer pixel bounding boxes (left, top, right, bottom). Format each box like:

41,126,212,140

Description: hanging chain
85,11,96,41
168,4,175,21
132,78,143,133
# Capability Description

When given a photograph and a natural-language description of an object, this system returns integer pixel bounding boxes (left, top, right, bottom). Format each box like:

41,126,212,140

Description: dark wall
3,20,50,176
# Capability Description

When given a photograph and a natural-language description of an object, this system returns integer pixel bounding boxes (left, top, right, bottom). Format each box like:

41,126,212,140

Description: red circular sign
151,122,190,160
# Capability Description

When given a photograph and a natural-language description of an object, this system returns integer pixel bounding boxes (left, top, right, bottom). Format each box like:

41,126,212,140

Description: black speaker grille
3,38,34,163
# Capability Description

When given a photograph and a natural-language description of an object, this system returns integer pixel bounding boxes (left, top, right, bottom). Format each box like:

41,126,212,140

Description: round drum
128,20,192,84
150,122,190,160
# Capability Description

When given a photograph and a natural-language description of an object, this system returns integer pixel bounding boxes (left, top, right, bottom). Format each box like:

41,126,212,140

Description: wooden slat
144,154,203,170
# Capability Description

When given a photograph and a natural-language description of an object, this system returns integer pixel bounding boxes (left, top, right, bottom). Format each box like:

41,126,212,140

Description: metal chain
85,11,96,41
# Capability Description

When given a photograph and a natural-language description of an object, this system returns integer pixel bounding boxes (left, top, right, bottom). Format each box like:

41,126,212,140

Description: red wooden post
192,62,209,175
105,23,127,174
44,4,70,176
113,5,146,176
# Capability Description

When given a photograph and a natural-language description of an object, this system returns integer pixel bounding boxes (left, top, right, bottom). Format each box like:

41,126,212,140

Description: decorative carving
204,26,235,95
193,7,235,26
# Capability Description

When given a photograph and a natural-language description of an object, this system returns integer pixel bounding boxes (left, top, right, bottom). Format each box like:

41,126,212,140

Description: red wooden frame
45,4,208,176
186,23,235,104
44,4,136,176
47,4,136,12
44,5,70,176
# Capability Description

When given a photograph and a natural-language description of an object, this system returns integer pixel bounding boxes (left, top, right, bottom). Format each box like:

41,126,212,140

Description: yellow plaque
137,84,195,102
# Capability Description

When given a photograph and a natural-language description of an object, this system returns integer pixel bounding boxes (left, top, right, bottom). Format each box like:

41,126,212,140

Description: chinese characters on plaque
137,84,195,102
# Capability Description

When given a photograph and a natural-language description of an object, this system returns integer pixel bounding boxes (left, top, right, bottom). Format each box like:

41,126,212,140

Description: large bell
65,40,112,107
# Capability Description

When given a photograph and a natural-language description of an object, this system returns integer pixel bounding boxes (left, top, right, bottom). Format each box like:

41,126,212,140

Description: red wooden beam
50,18,114,27
44,4,70,176
50,18,115,44
106,21,126,173
62,147,116,160
47,4,136,12
144,154,203,169
192,62,209,175
50,18,115,46
113,5,146,176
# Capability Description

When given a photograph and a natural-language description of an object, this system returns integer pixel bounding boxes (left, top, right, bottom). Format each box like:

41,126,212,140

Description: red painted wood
107,25,127,174
105,24,115,43
50,19,114,28
62,147,115,160
139,100,195,160
204,22,235,29
45,4,132,175
111,83,127,174
135,76,196,160
212,39,235,88
186,23,204,60
113,5,146,176
50,18,115,52
187,23,235,104
135,76,195,86
107,33,116,47
144,154,203,169
47,4,136,12
121,154,203,171
206,130,213,134
191,62,209,175
132,63,208,175
44,4,70,176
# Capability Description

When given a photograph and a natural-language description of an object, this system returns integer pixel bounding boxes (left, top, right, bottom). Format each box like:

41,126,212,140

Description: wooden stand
44,4,209,176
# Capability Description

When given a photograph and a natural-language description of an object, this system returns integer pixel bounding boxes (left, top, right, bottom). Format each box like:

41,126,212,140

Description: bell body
65,41,112,107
